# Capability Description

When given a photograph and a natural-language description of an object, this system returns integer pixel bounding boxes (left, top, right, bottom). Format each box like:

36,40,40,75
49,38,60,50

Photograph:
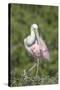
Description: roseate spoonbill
24,24,49,77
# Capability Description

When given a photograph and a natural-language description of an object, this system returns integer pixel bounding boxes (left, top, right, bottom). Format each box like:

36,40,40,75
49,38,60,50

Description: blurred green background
9,4,58,86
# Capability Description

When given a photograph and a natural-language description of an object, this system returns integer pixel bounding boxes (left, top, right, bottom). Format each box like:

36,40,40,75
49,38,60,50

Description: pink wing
24,37,49,60
39,36,49,60
24,39,41,58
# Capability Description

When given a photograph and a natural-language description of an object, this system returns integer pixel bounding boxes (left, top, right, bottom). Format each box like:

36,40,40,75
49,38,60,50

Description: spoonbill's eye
33,27,36,30
31,24,38,31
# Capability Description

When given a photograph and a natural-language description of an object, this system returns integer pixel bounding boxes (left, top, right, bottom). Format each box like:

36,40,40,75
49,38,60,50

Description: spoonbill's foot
23,69,28,80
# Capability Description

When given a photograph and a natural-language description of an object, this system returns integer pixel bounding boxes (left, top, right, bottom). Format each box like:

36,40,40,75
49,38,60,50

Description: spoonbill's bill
24,24,49,77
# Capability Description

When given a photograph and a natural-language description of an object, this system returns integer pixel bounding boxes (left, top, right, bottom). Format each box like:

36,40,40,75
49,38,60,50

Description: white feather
26,24,37,46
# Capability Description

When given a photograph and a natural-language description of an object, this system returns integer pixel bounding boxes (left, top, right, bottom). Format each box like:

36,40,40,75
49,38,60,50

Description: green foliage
9,4,58,86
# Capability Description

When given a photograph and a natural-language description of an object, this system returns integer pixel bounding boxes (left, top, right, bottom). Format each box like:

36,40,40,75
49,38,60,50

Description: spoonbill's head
31,24,38,31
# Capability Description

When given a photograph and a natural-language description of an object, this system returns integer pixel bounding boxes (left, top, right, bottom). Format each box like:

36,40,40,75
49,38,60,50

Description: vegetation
9,4,58,86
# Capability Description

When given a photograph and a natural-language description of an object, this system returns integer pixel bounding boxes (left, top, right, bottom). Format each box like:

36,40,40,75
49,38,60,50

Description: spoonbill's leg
28,63,36,72
36,59,39,77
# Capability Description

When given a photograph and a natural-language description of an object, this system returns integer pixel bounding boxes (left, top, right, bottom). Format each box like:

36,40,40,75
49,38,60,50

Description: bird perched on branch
24,24,49,77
